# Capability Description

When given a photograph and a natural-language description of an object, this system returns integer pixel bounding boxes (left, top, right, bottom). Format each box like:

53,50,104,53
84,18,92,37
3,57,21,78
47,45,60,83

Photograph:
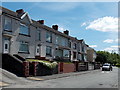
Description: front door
3,40,10,53
36,45,40,56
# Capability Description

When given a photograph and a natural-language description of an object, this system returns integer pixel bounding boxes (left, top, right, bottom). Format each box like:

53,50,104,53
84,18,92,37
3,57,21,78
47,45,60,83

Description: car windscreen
103,64,110,66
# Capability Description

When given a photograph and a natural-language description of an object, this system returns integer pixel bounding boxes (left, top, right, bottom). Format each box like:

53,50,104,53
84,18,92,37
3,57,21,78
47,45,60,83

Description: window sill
46,54,52,57
19,33,31,37
18,51,30,54
46,41,52,43
4,29,12,32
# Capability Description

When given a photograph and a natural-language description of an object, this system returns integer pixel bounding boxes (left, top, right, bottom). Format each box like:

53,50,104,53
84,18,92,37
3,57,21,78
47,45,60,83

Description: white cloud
111,45,120,48
89,45,97,48
104,48,114,52
103,38,119,43
86,16,118,32
103,39,114,43
81,22,87,27
59,27,66,32
103,45,120,53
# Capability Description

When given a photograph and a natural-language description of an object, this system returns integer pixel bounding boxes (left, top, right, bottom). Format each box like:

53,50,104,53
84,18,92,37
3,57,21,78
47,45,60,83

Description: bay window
63,50,69,58
46,46,52,56
19,41,29,53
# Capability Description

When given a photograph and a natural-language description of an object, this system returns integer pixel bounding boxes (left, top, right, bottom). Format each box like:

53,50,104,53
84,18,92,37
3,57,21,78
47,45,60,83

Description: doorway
3,39,10,53
36,45,41,56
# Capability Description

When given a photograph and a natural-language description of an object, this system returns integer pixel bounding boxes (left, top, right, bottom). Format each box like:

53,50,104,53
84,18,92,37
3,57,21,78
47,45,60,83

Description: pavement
26,69,101,81
1,67,101,87
1,67,118,88
0,68,32,88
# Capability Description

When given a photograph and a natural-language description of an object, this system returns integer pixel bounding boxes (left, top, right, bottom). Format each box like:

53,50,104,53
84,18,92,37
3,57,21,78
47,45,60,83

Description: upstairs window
37,30,41,41
20,23,29,35
73,43,77,49
19,41,29,53
61,38,66,46
46,32,52,43
69,41,71,48
82,46,84,52
55,36,59,45
4,16,12,31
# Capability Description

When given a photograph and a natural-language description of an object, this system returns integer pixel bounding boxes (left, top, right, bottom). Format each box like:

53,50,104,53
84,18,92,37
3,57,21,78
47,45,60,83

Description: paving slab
0,81,9,87
27,69,101,81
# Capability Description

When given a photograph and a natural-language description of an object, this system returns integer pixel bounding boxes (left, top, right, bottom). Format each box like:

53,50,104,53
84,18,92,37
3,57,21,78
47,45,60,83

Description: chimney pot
37,20,44,24
64,30,69,35
16,9,24,14
52,25,58,30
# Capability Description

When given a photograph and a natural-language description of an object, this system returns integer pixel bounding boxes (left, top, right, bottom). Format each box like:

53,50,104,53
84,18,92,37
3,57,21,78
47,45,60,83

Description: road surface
2,67,118,88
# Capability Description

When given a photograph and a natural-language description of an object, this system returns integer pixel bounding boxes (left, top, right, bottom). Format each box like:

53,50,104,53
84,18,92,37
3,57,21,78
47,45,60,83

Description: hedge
26,59,58,69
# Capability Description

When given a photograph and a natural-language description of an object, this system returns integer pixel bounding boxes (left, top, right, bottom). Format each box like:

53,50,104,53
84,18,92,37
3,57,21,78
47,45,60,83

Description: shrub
116,63,120,67
26,59,58,69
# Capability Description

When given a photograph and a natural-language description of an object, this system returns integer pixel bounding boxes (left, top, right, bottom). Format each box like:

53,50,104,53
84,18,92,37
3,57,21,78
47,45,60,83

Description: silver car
102,63,112,71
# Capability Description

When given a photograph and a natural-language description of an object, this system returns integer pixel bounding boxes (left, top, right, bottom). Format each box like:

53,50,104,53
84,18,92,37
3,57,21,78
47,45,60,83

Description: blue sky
2,2,118,53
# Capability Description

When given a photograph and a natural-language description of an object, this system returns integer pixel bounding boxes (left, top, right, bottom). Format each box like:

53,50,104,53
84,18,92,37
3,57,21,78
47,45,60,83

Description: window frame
19,23,30,36
18,41,29,54
63,49,70,58
46,31,52,43
73,43,77,49
46,46,52,57
37,30,41,41
4,16,12,31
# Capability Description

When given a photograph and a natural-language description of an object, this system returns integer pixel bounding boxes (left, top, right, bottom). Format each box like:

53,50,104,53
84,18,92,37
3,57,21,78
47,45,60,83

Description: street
2,67,118,88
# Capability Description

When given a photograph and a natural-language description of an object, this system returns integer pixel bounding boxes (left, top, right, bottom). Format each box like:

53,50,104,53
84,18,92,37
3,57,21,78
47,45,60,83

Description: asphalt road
2,67,118,88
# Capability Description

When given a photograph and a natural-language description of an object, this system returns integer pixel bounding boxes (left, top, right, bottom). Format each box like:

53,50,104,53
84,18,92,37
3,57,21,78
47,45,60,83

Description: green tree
95,51,120,65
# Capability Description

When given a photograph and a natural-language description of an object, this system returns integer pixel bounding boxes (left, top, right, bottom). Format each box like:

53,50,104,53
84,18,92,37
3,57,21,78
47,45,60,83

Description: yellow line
27,77,44,81
0,82,9,87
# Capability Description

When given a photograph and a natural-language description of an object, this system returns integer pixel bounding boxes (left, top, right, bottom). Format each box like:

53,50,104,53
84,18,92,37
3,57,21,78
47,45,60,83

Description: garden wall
58,62,76,73
29,62,58,76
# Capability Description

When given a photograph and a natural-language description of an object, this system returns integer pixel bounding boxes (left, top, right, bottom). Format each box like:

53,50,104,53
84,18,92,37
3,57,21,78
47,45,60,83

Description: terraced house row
0,7,99,76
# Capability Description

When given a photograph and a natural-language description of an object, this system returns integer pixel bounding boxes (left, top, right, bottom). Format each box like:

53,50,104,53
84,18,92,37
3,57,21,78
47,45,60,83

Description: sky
1,2,119,53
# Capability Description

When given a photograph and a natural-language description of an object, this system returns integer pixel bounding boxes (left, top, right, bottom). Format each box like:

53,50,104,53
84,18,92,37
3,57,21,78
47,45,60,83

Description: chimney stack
64,30,69,35
16,9,24,14
52,25,58,30
37,20,44,24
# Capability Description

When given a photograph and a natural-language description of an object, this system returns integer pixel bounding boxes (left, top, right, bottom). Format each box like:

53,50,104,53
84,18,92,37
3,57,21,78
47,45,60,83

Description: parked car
102,63,112,71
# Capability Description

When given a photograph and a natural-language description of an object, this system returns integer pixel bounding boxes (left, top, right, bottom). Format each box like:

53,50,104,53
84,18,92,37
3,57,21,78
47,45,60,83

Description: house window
46,46,52,56
55,49,63,57
46,32,52,43
37,30,41,40
55,36,59,45
20,23,29,35
4,16,12,31
19,41,29,53
68,41,71,48
73,43,77,49
82,46,84,52
63,50,69,57
61,37,68,47
73,52,77,59
65,39,69,47
81,54,84,61
61,38,66,46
